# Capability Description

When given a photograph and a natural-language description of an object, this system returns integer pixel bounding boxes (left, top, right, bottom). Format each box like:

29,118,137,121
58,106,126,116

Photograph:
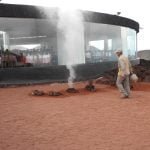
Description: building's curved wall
0,12,138,67
0,3,139,84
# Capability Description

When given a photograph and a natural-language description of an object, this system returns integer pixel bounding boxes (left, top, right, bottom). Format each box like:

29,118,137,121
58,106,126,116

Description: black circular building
0,3,139,85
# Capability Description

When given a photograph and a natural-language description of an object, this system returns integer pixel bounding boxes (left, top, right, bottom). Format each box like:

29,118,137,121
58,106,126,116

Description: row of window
0,17,137,68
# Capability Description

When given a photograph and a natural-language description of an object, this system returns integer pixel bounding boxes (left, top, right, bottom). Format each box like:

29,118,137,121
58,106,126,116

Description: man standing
115,50,131,98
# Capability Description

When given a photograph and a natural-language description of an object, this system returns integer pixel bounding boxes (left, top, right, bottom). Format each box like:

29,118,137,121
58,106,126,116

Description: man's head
115,49,123,57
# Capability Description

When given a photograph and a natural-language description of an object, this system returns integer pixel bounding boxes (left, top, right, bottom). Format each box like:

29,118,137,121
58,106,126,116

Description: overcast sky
2,0,150,50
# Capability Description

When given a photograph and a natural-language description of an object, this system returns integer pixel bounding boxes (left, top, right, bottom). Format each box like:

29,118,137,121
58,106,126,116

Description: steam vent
0,3,139,85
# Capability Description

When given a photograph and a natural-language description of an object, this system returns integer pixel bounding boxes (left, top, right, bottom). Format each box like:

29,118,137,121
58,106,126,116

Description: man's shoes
121,95,129,99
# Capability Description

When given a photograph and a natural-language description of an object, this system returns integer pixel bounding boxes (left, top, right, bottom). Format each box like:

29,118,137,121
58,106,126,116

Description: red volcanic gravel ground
0,82,150,150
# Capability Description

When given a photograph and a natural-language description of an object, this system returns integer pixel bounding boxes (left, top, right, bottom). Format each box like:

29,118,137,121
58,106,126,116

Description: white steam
67,65,76,88
57,9,85,87
57,9,85,65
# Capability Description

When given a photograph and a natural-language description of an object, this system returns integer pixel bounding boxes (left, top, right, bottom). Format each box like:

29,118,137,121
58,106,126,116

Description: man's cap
115,49,122,54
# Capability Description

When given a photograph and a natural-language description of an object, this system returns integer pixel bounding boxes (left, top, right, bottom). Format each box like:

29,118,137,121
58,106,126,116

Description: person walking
115,50,132,98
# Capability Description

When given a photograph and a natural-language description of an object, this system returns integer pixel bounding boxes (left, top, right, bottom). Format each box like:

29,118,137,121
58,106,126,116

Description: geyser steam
57,9,85,65
57,9,85,87
67,65,76,88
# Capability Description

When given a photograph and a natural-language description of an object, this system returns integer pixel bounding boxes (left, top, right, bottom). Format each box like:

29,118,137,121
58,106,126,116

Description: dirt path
0,82,150,150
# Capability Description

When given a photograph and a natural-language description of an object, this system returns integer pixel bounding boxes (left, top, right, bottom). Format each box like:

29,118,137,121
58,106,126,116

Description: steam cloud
57,8,84,87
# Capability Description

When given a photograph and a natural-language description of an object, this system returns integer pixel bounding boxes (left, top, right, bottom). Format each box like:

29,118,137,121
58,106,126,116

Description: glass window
0,16,137,68
84,22,137,63
127,29,137,59
108,39,112,50
84,22,122,62
89,40,104,50
121,27,137,59
0,17,58,68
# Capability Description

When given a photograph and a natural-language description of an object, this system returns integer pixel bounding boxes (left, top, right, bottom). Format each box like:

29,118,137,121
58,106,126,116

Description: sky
2,0,150,51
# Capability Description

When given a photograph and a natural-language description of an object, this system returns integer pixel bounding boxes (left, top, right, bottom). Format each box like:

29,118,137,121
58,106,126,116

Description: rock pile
133,59,150,82
95,59,150,85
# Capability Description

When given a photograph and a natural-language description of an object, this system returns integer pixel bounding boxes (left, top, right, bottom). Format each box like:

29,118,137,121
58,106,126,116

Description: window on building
89,40,104,50
108,39,112,50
